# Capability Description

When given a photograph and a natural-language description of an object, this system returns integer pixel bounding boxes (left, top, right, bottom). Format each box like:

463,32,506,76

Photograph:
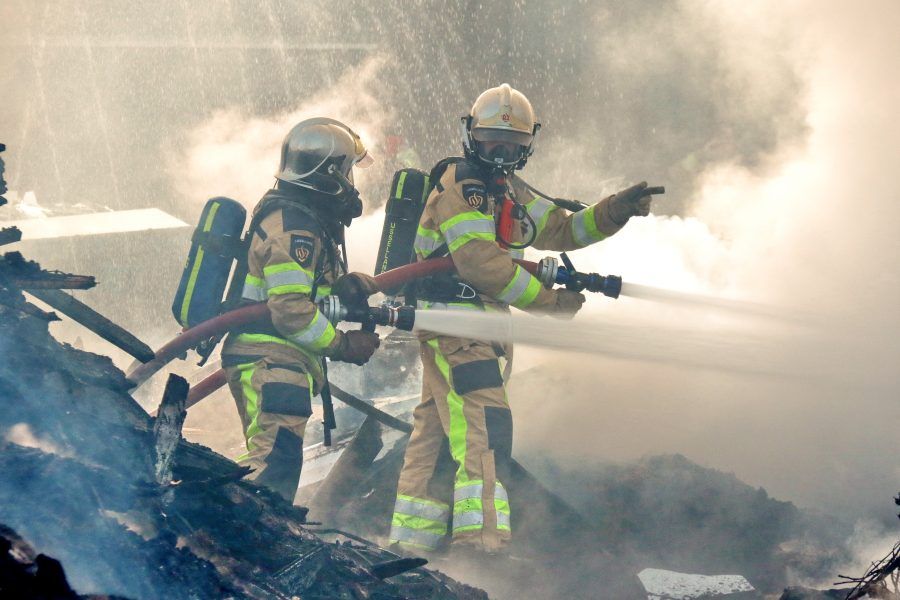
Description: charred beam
310,415,383,522
0,227,21,247
329,383,413,434
26,288,155,362
2,251,95,290
153,374,189,490
369,557,428,580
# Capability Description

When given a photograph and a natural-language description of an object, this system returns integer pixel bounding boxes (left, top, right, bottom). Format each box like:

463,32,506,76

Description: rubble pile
0,274,486,599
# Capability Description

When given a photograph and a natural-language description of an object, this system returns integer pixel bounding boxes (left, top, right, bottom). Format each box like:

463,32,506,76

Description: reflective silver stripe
452,511,485,530
394,498,450,522
454,482,483,502
495,482,509,503
496,265,532,304
287,311,330,345
414,233,442,255
509,248,525,260
389,526,444,550
241,281,268,302
571,206,600,247
526,197,556,232
416,301,483,312
497,511,511,529
265,269,313,289
442,218,494,247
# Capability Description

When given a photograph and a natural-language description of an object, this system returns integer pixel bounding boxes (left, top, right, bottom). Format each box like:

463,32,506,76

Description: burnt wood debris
2,142,899,599
0,201,487,597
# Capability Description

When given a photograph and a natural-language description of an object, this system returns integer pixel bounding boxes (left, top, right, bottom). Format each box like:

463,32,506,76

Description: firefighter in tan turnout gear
389,84,661,553
222,118,381,502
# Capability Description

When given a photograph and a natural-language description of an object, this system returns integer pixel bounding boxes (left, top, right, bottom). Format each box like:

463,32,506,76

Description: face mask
477,141,521,166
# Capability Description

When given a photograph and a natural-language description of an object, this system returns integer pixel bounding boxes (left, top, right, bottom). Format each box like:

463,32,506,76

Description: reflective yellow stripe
286,310,336,350
572,204,606,247
235,362,260,459
497,265,542,308
439,211,495,253
525,196,557,236
414,225,442,256
179,201,221,324
395,170,408,199
427,339,470,484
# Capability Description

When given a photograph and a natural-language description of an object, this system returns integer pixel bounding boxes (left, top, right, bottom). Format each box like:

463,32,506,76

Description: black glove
332,272,380,307
332,330,381,365
607,181,663,225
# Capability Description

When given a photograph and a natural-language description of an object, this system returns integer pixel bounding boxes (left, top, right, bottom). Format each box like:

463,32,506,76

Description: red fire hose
128,256,540,390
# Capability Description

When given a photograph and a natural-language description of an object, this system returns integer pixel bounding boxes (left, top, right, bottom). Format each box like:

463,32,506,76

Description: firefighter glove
332,272,380,307
607,181,655,225
552,289,586,319
332,330,381,365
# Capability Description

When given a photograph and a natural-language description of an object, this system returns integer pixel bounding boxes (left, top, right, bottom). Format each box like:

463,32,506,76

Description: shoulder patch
462,184,486,210
282,206,321,233
290,234,316,268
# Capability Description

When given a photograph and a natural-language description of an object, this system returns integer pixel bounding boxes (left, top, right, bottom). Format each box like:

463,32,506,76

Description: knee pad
484,406,513,463
451,359,504,395
261,382,312,417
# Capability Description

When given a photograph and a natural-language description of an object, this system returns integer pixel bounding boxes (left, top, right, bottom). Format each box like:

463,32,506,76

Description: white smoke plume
167,54,393,211
512,0,900,522
165,0,899,523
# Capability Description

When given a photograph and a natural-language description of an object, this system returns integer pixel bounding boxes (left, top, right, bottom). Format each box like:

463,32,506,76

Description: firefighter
389,84,661,553
221,118,381,502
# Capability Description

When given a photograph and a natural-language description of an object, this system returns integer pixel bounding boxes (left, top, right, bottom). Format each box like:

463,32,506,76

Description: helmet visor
471,127,533,147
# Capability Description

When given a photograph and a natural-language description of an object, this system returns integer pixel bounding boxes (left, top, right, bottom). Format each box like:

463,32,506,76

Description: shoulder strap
428,156,467,193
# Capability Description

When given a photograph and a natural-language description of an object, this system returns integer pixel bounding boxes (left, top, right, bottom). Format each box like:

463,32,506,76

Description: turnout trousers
390,335,513,553
222,339,315,502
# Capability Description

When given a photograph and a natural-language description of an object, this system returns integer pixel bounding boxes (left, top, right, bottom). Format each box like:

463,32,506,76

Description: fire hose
130,254,622,412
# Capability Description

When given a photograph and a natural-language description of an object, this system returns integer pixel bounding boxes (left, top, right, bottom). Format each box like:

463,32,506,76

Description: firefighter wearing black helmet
389,85,662,553
221,118,381,502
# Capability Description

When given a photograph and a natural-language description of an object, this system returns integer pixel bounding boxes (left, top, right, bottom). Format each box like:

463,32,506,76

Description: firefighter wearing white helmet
221,117,381,502
388,84,662,554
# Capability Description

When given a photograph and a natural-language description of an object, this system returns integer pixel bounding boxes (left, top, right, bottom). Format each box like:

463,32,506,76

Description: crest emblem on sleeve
290,234,315,268
462,184,485,210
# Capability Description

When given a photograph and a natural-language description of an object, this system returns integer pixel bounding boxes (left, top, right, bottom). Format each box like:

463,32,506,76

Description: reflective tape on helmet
496,264,542,308
287,310,336,350
264,262,315,296
571,204,606,247
439,211,495,253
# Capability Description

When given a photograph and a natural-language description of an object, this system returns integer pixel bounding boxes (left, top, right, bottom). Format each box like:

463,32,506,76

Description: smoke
157,0,899,524
509,0,900,523
167,54,394,211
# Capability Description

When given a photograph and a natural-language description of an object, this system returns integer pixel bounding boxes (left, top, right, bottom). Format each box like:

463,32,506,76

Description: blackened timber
26,288,155,362
0,227,21,246
153,374,189,488
329,383,413,434
311,415,383,522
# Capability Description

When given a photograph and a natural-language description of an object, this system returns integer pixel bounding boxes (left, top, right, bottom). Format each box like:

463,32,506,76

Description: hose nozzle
537,254,622,299
319,296,416,331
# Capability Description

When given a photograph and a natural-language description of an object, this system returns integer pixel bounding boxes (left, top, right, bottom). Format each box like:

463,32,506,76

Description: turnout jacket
414,159,627,313
223,189,346,389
